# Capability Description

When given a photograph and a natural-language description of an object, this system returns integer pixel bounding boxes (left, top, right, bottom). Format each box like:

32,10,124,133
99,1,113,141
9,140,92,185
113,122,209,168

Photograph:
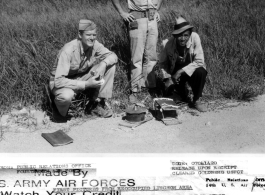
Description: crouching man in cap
49,19,117,122
158,16,207,112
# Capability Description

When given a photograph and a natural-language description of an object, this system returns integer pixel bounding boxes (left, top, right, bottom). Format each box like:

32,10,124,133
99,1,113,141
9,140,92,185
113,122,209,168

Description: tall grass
0,0,264,114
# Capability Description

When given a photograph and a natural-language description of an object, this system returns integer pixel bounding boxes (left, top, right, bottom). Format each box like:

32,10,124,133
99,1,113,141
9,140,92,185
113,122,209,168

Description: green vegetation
0,0,264,115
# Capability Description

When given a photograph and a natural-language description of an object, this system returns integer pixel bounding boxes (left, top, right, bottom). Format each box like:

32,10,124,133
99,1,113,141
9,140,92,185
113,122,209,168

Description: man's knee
54,89,75,105
110,63,116,73
105,63,116,76
193,67,207,78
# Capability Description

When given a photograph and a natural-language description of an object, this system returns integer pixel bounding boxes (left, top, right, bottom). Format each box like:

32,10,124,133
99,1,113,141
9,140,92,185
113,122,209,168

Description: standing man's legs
129,18,148,92
144,18,158,89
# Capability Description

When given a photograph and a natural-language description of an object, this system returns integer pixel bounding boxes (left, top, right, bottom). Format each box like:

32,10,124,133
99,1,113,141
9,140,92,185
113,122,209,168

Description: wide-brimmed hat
172,16,194,35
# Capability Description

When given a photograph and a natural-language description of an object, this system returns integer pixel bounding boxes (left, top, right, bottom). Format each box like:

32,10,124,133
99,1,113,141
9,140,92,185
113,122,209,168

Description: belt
130,9,156,19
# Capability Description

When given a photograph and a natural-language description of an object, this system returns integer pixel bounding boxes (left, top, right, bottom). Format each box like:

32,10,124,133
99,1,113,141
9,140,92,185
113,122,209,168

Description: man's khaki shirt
50,39,117,91
158,32,206,79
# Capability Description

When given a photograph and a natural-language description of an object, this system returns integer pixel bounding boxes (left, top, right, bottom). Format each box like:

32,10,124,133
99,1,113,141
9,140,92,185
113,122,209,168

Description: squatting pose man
111,0,163,102
158,16,208,112
49,20,117,121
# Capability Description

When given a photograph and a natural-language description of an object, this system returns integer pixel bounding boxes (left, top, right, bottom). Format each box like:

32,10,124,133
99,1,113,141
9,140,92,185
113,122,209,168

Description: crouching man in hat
158,16,207,112
49,19,117,122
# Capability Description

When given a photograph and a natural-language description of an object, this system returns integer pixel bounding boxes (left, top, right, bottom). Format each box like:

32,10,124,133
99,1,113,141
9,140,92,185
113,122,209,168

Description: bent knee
55,89,74,104
110,63,116,71
194,67,207,76
107,63,116,74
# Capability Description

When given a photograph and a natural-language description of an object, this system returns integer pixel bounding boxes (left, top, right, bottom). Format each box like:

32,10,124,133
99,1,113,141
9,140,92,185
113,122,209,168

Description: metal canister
124,105,147,123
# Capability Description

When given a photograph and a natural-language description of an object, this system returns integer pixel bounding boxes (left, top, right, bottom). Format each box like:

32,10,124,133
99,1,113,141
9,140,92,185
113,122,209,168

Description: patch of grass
0,0,264,113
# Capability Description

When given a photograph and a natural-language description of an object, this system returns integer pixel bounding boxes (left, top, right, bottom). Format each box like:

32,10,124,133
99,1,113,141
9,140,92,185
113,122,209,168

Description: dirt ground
0,94,264,153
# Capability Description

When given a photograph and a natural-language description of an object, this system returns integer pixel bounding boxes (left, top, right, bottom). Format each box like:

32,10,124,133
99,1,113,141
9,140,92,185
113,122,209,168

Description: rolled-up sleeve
182,33,205,76
54,50,86,91
158,39,172,79
95,42,118,66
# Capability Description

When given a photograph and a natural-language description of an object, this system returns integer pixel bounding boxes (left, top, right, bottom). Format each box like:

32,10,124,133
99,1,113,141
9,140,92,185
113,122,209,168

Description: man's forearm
156,0,163,10
96,61,107,76
111,0,125,15
54,77,86,91
102,52,118,68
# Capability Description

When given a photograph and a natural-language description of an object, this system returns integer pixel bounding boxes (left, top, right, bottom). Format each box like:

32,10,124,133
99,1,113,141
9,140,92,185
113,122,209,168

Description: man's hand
163,77,174,96
120,11,135,23
164,77,174,89
85,72,103,89
111,0,135,22
172,69,185,84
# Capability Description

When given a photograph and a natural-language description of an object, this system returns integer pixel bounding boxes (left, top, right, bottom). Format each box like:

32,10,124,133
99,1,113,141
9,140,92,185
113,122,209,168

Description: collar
78,39,84,55
186,34,192,48
78,39,91,56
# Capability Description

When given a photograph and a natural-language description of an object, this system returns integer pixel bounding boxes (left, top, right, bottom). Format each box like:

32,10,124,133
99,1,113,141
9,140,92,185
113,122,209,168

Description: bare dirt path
0,95,264,153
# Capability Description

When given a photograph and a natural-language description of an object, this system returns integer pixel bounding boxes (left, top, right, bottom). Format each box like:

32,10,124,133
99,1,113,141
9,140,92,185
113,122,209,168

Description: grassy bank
0,0,264,114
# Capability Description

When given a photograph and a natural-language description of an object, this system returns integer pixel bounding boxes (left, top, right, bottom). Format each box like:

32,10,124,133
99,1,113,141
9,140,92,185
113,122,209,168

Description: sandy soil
0,95,264,153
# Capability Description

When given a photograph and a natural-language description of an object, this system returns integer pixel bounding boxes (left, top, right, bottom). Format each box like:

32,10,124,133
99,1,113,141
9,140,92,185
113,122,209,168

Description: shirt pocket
129,21,138,31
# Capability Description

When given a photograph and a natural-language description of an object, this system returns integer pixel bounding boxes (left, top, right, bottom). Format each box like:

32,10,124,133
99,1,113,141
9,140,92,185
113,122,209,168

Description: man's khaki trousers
50,64,116,116
129,18,158,92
